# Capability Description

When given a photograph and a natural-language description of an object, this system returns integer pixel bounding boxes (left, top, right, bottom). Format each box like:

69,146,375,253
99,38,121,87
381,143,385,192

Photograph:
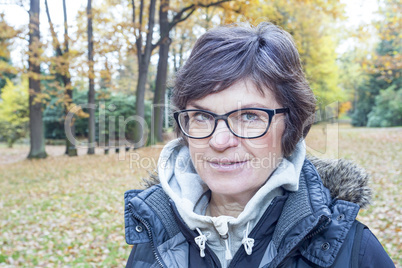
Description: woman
124,23,394,267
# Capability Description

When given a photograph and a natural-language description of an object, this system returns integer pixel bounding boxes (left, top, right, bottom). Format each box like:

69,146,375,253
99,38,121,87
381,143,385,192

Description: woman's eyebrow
187,102,272,110
186,103,208,110
240,103,271,109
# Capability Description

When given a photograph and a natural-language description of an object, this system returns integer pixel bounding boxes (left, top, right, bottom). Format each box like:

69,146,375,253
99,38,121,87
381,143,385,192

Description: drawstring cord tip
195,228,208,258
242,222,255,255
224,239,233,260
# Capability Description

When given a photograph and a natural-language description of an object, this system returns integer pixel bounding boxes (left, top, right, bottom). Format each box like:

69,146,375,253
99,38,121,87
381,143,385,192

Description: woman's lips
207,160,249,171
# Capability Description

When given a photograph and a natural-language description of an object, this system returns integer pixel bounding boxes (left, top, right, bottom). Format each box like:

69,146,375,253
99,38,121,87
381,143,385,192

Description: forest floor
0,124,401,267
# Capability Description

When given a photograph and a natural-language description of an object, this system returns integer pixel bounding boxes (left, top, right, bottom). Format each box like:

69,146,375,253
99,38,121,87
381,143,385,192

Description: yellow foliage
251,0,346,105
68,104,89,119
339,101,352,116
0,79,29,122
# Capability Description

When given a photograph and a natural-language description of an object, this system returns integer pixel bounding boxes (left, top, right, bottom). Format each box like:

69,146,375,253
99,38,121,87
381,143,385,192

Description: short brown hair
172,22,316,157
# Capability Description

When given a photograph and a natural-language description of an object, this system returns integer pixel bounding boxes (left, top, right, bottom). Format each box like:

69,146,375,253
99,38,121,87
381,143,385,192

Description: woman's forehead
186,79,280,112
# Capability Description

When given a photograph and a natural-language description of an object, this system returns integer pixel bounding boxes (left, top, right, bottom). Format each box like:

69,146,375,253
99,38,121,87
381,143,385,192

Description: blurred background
0,0,400,267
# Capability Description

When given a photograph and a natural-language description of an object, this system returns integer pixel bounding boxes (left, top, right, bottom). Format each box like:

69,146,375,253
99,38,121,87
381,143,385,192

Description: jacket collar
268,159,360,267
124,186,181,245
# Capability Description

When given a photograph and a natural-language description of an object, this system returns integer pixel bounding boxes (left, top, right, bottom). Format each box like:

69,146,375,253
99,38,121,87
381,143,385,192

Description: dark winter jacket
124,157,395,267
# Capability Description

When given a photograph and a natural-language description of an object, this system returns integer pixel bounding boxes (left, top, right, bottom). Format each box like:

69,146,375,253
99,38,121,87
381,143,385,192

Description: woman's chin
201,170,258,196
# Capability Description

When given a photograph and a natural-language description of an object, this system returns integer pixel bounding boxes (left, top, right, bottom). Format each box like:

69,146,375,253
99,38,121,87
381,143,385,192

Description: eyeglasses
174,108,289,139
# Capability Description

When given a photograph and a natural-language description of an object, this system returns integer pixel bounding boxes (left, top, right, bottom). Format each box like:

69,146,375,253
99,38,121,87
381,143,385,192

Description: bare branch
139,0,144,33
153,0,234,50
152,6,195,50
170,0,233,29
171,7,196,27
131,0,135,24
62,0,69,53
135,0,145,57
169,3,195,27
144,0,157,54
44,0,63,56
129,0,140,51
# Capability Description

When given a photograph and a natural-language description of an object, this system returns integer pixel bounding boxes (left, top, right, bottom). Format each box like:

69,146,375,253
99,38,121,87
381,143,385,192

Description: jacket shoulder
359,228,395,267
124,185,181,245
270,159,362,267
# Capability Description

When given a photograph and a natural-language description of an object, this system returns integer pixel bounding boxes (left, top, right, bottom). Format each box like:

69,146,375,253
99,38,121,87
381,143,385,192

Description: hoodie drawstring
195,222,254,260
223,235,233,260
195,228,208,257
242,222,255,255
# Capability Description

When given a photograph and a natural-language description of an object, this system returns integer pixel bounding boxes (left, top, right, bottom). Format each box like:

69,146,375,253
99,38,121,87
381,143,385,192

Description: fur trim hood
307,155,371,208
142,155,371,209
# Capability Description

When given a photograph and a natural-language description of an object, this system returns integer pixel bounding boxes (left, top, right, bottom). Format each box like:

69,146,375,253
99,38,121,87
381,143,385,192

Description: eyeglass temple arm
274,108,289,114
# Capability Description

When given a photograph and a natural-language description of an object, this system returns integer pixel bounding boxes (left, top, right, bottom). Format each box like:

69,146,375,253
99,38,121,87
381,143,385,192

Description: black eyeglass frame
173,107,289,139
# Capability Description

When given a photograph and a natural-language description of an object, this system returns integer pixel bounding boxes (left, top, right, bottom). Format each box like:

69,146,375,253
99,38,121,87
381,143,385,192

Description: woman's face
187,79,286,203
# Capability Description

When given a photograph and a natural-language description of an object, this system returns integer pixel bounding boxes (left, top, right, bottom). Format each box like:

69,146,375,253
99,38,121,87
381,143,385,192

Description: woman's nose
208,120,239,151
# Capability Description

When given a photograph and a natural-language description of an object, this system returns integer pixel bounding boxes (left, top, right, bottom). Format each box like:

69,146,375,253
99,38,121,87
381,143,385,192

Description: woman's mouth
207,160,249,171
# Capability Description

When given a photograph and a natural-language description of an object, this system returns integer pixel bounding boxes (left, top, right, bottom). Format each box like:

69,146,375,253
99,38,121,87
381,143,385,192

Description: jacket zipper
302,216,331,241
129,206,165,268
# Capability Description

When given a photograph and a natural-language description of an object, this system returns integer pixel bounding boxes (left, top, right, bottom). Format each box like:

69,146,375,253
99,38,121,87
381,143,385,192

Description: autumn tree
44,0,78,156
259,0,345,109
216,0,260,25
353,0,402,127
152,0,170,144
337,50,365,118
116,53,138,95
28,0,47,159
69,1,136,153
368,0,401,86
87,0,96,154
130,0,157,147
170,19,197,73
71,0,236,146
0,14,18,94
0,79,29,147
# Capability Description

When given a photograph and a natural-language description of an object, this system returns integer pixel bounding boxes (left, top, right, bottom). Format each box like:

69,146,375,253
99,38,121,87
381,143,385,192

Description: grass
0,124,401,267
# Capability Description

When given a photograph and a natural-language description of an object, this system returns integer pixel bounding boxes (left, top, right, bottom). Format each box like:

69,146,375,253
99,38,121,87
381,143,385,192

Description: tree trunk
152,0,170,144
45,0,77,156
134,62,148,147
28,0,47,159
87,0,96,154
152,42,170,143
63,0,77,156
133,0,156,148
64,74,77,157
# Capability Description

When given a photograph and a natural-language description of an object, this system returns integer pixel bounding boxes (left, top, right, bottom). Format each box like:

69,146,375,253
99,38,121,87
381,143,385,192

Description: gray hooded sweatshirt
157,138,306,267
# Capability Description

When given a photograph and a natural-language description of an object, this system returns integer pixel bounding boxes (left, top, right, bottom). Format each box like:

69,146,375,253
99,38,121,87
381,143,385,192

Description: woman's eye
241,112,259,121
194,112,213,121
